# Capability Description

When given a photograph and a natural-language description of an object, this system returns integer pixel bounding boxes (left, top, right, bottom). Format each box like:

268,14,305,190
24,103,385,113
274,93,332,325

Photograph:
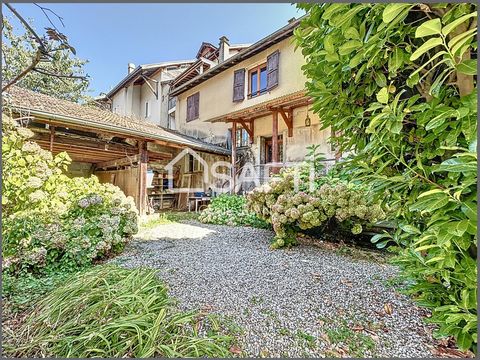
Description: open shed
3,86,230,215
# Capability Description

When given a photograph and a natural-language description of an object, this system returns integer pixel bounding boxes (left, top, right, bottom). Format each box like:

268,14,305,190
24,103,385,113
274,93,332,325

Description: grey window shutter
186,95,193,121
233,68,245,102
266,50,280,90
186,92,199,121
193,92,199,119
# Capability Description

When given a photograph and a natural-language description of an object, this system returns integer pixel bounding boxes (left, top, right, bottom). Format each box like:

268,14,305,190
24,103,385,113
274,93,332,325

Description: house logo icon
165,147,209,193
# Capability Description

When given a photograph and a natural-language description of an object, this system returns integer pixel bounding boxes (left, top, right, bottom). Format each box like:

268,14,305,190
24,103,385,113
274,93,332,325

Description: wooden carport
4,85,229,215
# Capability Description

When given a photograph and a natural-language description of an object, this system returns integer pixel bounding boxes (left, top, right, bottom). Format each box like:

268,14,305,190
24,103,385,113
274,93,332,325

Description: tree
295,3,477,352
2,4,90,102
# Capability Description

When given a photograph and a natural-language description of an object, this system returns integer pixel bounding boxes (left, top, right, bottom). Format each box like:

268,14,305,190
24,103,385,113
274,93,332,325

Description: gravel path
112,221,436,358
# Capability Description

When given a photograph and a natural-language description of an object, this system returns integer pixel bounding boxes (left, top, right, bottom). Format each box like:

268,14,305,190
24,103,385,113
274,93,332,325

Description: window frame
235,128,250,148
248,63,267,99
145,101,150,118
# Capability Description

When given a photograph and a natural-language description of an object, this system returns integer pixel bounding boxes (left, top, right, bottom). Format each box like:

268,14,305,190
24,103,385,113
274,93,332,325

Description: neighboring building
168,17,336,189
106,60,194,129
4,85,229,215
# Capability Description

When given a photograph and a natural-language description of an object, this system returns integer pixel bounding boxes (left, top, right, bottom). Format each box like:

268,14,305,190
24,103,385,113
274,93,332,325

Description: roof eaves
10,105,230,155
106,60,195,98
169,17,303,97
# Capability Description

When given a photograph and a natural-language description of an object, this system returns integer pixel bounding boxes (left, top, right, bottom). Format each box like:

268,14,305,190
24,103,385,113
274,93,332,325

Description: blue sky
7,3,303,96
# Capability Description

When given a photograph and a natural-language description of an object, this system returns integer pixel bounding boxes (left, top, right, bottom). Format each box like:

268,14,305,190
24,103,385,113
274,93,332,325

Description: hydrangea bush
2,116,138,275
198,194,270,229
247,167,386,248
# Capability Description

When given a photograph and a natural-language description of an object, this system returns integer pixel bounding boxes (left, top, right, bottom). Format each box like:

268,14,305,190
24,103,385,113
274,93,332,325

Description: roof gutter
11,106,230,156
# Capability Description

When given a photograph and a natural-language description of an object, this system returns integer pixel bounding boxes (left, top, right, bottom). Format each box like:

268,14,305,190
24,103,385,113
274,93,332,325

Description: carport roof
3,85,230,156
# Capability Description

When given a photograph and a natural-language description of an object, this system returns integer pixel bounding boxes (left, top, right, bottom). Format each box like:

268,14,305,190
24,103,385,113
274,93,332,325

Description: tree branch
2,50,42,92
4,3,47,54
32,67,87,79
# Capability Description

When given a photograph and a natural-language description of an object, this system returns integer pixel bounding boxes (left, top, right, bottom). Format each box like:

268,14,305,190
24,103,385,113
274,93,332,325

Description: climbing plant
295,3,477,352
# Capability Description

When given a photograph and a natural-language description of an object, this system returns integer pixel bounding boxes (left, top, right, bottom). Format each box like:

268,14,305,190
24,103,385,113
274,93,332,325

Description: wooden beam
278,107,293,137
49,126,55,152
272,111,279,174
231,120,237,194
152,139,184,149
95,154,140,170
138,141,148,216
33,133,137,154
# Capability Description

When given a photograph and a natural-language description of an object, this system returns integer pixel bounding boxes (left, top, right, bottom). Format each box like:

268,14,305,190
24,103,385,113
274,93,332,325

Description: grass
4,265,233,358
140,211,200,229
296,329,317,349
324,320,376,357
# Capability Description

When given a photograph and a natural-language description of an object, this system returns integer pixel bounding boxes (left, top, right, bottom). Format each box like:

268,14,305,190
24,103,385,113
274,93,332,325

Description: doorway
264,135,283,163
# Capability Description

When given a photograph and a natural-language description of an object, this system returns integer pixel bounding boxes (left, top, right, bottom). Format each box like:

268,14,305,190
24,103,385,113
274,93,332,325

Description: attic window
166,66,178,70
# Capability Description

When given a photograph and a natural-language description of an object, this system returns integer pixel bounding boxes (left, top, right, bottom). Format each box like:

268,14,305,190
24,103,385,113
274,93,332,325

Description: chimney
288,17,296,24
128,63,135,74
218,36,230,63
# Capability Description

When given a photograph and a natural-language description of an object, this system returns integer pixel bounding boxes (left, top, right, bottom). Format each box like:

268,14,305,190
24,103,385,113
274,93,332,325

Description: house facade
106,60,194,129
168,18,336,189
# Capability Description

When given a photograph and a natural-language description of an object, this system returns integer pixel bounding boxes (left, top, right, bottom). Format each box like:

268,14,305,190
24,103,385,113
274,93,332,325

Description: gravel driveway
112,221,436,358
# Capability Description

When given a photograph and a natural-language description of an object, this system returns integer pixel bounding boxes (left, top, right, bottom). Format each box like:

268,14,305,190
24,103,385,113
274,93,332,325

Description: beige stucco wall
175,36,308,144
111,67,187,127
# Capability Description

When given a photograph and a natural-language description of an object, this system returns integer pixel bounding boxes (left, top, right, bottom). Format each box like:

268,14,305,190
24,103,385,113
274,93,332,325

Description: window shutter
186,96,192,121
232,68,245,102
186,93,199,122
266,50,280,90
193,92,199,119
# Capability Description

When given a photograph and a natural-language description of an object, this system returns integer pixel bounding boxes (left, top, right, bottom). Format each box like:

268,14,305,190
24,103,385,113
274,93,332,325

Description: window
145,101,150,118
236,128,250,148
186,92,200,121
168,97,176,110
248,64,267,98
185,153,202,172
168,113,176,130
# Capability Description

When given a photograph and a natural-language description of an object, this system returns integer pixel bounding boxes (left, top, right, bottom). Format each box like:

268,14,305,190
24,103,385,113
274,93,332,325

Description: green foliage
247,166,386,248
4,265,233,358
198,194,270,229
2,16,90,102
2,271,71,314
2,116,138,275
295,3,477,351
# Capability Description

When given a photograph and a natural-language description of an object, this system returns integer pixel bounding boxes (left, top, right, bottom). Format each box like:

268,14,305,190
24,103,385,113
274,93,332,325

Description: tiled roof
2,85,229,155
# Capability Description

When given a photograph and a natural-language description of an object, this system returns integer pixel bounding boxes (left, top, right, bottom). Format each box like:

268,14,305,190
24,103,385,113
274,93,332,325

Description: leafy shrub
2,115,138,275
247,167,386,248
295,3,477,351
5,265,232,358
199,194,270,229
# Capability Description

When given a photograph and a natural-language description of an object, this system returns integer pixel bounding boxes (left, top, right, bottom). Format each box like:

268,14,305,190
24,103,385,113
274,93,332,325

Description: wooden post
231,121,237,194
272,111,279,173
138,141,148,216
49,126,55,152
288,109,293,137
